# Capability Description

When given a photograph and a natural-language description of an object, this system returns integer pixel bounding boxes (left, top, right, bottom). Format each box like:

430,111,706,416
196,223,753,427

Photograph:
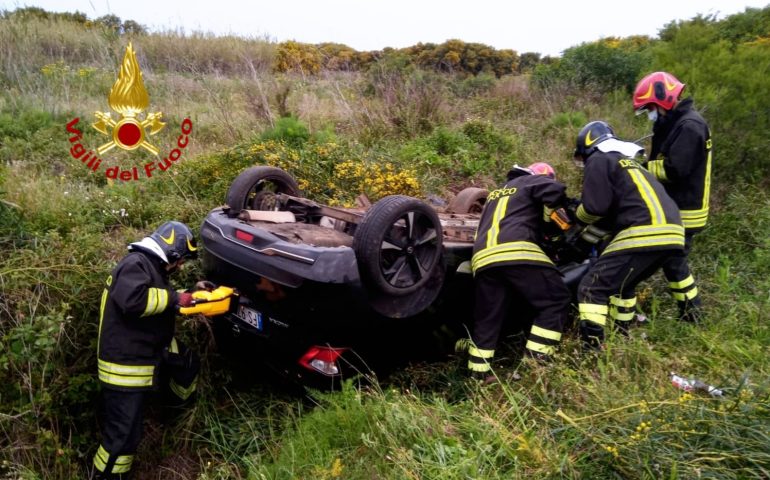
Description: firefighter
633,71,712,322
466,162,571,378
91,221,208,479
572,121,685,349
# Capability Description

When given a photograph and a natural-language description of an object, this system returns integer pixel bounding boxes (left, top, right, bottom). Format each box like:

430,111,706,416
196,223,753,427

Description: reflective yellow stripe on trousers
170,377,198,401
579,303,608,326
471,241,553,271
610,296,637,321
603,224,684,255
97,359,154,388
525,340,555,355
93,444,134,474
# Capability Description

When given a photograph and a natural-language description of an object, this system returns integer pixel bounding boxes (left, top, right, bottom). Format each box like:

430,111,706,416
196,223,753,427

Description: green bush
546,111,588,130
399,122,517,184
364,53,447,136
0,109,55,139
0,227,107,477
0,107,77,175
461,120,514,155
532,37,652,94
449,72,497,98
260,115,311,147
399,127,471,179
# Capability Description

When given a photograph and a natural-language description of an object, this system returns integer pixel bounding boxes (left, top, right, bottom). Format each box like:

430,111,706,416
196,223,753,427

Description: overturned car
199,166,597,388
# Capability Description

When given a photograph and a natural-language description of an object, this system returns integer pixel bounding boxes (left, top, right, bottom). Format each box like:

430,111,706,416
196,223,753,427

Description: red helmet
633,71,685,111
527,162,556,179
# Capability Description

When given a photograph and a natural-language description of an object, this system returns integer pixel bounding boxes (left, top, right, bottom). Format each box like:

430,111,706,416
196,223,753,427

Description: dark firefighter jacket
647,98,713,231
472,172,566,274
97,250,178,391
576,150,685,257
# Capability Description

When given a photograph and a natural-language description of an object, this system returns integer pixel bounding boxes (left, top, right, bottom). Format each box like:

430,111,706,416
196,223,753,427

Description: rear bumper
213,294,374,390
201,208,360,288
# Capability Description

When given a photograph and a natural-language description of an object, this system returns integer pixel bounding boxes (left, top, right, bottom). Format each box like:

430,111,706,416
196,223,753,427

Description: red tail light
298,346,348,376
235,229,254,243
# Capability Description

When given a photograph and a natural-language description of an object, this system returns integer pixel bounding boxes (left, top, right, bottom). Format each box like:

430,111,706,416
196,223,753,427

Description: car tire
446,187,488,214
225,166,300,218
353,195,444,298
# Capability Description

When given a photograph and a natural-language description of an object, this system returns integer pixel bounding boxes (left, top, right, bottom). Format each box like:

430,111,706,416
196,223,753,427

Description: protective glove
194,280,217,292
177,292,194,308
579,224,608,245
564,220,588,246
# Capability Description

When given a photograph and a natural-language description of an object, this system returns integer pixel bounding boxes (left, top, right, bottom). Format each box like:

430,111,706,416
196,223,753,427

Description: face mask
647,108,658,122
573,158,585,169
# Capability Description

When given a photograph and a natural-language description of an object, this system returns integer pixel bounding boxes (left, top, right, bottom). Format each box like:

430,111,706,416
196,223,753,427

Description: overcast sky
3,0,769,56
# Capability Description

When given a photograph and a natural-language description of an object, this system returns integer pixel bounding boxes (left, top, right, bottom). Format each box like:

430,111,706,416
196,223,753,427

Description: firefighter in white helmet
91,221,211,479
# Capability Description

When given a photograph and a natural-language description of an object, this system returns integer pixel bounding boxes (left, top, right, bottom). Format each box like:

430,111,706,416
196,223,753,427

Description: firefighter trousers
661,231,702,321
577,250,674,346
92,339,199,479
469,264,570,373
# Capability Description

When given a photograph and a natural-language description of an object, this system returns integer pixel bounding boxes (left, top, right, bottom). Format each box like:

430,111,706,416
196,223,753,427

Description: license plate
237,305,263,331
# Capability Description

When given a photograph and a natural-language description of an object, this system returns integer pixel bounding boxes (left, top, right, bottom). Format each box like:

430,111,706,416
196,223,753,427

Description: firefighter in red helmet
633,71,712,322
91,221,212,479
462,162,570,379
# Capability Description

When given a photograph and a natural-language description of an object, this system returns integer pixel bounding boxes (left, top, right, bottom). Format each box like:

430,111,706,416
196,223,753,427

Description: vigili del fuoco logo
65,43,193,181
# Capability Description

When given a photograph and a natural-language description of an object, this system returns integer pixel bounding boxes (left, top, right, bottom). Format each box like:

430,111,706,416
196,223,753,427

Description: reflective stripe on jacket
472,173,566,274
578,151,684,256
648,98,712,231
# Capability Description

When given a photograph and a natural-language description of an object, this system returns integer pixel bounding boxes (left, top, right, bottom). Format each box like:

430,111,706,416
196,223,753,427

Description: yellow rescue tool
178,286,236,317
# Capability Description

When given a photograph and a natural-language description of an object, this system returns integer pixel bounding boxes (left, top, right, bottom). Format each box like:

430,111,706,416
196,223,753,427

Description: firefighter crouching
92,221,210,479
465,162,571,379
572,121,685,350
633,71,712,322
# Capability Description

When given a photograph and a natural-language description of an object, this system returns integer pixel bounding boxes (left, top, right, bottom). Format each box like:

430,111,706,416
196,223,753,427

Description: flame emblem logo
92,43,165,155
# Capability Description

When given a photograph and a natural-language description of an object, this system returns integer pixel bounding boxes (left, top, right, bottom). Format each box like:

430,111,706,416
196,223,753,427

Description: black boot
525,349,552,364
678,299,703,324
469,370,498,385
580,321,605,351
614,320,631,337
90,469,127,480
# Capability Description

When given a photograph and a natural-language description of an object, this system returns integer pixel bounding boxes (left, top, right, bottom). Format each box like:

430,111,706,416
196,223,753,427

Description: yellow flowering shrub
41,62,99,79
273,40,322,74
40,61,71,77
182,139,423,207
245,140,421,205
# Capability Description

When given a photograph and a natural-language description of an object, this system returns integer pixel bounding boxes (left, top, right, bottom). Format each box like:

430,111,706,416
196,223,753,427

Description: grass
1,11,769,480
